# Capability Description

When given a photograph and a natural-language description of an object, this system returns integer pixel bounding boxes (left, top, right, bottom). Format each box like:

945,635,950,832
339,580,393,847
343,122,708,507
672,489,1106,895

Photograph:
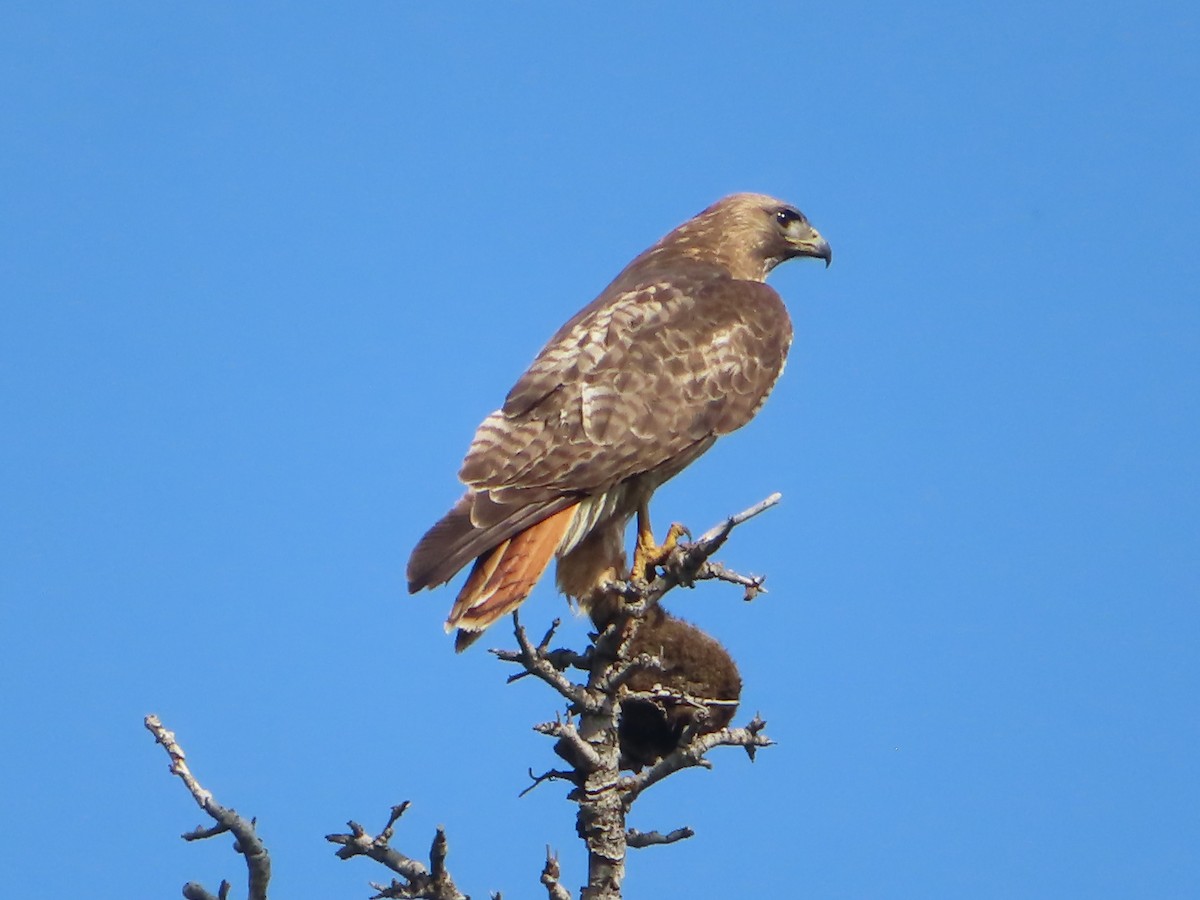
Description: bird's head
727,193,832,278
674,193,832,281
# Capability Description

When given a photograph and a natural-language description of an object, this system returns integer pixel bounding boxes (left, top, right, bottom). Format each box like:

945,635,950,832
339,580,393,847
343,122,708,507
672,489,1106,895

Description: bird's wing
460,268,793,503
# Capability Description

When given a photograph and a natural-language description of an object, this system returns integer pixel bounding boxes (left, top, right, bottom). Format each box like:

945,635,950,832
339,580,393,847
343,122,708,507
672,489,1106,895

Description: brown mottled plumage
407,193,831,649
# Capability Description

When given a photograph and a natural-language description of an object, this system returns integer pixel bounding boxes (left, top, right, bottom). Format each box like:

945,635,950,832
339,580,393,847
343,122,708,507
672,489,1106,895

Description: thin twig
537,619,563,651
521,767,580,798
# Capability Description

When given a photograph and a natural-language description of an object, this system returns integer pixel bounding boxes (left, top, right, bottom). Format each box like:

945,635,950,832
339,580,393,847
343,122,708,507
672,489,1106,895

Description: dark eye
775,207,804,229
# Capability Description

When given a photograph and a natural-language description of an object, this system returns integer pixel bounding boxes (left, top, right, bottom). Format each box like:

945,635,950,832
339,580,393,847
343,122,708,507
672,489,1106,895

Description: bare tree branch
625,828,694,849
593,652,662,695
144,714,271,900
326,804,467,900
602,492,782,605
541,848,573,900
182,881,229,900
623,715,774,802
693,491,783,547
502,613,592,707
534,716,602,772
692,561,769,600
495,643,592,683
521,767,580,798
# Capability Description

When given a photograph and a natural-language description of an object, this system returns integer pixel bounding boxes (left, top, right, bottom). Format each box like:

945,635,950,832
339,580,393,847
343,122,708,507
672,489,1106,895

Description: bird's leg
633,501,689,580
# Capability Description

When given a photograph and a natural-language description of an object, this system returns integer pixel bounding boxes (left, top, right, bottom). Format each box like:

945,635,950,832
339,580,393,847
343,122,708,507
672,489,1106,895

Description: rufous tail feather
448,504,577,651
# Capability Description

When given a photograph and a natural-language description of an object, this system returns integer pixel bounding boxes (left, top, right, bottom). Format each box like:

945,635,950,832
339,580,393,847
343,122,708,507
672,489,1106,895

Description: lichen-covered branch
144,714,272,900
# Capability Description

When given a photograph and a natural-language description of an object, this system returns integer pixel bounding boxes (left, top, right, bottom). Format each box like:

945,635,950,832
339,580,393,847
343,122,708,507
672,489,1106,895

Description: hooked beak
796,229,832,268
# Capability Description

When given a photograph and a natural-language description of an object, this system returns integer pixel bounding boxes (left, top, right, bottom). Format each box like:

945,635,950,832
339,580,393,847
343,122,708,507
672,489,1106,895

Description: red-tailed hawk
408,193,831,649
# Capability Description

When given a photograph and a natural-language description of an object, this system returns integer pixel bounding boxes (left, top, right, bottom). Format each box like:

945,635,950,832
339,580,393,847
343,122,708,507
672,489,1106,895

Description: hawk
407,193,831,649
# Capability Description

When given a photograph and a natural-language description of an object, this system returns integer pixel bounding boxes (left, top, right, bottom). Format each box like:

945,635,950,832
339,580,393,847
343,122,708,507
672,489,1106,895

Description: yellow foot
633,521,690,580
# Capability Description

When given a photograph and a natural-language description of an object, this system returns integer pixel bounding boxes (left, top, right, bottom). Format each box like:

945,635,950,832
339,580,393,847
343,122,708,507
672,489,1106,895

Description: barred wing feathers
407,265,792,597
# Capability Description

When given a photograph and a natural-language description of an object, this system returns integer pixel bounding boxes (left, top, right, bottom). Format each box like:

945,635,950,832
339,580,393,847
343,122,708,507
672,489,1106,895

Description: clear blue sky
3,3,1197,897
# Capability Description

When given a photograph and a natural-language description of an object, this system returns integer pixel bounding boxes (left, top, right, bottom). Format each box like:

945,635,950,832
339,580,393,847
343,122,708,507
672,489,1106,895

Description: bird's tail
447,503,577,651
